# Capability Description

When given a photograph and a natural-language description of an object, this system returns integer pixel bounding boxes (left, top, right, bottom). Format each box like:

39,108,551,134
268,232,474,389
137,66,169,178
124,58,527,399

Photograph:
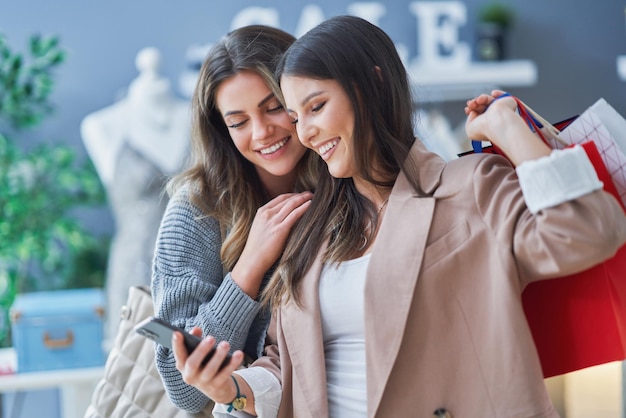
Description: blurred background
0,0,625,417
2,0,624,235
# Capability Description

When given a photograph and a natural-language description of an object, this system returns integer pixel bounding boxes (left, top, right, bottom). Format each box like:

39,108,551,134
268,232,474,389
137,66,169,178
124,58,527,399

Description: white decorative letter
295,4,326,37
409,1,470,68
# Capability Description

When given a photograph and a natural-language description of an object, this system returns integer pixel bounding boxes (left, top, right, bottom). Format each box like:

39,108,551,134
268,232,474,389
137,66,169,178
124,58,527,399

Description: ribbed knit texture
152,186,271,413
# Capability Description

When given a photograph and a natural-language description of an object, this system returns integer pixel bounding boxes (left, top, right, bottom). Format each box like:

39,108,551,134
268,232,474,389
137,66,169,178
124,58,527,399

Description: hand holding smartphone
134,316,231,369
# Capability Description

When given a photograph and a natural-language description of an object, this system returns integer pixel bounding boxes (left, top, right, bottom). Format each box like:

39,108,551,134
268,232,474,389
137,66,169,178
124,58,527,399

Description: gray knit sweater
152,186,272,413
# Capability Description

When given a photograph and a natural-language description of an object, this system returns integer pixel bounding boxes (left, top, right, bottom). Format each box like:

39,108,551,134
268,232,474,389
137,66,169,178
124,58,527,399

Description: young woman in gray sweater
151,25,318,414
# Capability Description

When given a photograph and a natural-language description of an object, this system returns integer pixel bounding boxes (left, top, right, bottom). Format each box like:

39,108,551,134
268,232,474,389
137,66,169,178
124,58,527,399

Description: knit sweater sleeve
151,187,263,413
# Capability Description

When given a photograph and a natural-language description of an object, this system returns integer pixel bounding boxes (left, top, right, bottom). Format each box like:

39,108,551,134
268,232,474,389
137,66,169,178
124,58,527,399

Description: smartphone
134,316,231,369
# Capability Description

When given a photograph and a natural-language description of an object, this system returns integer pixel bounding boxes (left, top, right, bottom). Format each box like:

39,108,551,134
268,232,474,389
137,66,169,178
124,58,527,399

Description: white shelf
408,59,538,102
0,366,103,392
618,56,626,81
0,348,104,418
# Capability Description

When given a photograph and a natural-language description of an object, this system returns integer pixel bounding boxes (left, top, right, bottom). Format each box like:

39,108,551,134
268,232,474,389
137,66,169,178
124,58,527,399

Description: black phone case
134,316,231,368
134,316,201,352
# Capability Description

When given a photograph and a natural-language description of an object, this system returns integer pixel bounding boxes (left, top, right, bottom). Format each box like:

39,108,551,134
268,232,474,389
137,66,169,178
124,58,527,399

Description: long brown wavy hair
262,16,420,309
167,25,318,271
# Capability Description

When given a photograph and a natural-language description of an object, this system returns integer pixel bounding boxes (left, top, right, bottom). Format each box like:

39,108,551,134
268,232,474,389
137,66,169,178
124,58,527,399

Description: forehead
280,76,339,109
215,70,273,112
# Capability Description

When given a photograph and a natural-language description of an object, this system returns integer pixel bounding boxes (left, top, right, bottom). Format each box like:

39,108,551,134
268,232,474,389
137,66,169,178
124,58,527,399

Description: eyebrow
301,91,324,106
286,91,325,114
223,93,276,117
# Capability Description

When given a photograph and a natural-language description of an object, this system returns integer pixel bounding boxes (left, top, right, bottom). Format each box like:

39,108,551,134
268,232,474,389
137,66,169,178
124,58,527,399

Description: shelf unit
408,59,538,102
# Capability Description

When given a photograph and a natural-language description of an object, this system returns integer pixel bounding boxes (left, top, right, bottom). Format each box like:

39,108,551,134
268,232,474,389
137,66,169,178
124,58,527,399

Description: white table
0,348,104,418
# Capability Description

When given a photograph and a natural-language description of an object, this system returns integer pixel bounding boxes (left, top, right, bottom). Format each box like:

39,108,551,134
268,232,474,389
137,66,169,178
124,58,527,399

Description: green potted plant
0,33,108,347
476,1,516,61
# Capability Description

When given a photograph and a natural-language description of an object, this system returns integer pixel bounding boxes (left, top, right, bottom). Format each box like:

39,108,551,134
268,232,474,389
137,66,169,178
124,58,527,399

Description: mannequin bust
81,47,191,346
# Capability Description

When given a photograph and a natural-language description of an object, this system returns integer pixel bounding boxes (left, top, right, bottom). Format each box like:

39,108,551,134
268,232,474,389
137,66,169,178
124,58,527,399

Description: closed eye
288,102,323,124
227,120,247,129
268,104,284,113
312,101,325,112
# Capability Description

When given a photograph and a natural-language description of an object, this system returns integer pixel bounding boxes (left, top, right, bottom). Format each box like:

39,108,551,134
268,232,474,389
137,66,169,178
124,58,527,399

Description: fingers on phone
215,347,244,376
230,350,245,369
172,331,188,369
189,327,203,337
211,340,232,371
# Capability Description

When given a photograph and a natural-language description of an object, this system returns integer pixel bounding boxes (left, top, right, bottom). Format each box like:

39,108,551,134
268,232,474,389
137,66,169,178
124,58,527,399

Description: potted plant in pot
476,1,515,61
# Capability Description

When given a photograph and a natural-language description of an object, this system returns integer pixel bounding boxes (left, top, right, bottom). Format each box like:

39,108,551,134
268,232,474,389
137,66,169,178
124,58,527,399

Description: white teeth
318,140,338,155
260,138,288,155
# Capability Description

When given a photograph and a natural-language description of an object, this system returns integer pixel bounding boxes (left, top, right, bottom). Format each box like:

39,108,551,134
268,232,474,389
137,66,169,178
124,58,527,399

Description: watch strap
227,374,247,412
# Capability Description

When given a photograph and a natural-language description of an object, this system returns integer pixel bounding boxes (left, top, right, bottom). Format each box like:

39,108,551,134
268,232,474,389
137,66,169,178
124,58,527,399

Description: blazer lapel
364,167,436,416
281,142,443,417
281,243,329,417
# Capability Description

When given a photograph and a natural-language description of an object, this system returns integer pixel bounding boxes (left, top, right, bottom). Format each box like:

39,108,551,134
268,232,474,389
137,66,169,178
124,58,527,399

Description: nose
251,116,274,142
295,117,315,148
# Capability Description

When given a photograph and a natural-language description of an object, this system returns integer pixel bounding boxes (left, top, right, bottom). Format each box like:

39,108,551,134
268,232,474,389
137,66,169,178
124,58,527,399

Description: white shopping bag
589,99,626,155
543,98,626,207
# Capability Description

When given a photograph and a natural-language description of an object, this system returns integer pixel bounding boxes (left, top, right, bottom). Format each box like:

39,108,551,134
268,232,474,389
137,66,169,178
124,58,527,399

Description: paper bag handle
471,93,568,153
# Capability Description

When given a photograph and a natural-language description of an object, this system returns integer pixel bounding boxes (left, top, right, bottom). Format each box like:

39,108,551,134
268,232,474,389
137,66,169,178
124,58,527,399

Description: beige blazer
255,142,626,418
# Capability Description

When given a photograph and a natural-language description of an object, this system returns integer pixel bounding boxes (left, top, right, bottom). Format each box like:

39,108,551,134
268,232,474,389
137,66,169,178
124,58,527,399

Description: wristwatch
227,375,247,412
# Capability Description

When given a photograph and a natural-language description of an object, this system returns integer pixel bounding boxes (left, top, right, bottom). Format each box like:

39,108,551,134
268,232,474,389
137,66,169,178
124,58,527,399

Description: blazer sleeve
470,150,626,287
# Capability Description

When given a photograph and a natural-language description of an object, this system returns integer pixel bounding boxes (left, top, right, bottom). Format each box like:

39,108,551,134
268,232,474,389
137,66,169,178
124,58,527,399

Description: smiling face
216,70,307,190
281,75,356,179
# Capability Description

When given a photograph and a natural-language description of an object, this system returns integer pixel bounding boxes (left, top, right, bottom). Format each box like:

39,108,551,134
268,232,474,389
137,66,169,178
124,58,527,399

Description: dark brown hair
263,16,418,308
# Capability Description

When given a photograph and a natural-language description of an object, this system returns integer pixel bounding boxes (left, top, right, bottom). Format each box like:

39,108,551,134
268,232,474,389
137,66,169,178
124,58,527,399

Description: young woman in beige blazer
172,16,626,418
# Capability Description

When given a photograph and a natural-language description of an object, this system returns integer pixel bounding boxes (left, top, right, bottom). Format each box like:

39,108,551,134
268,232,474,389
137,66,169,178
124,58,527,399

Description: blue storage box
10,288,106,373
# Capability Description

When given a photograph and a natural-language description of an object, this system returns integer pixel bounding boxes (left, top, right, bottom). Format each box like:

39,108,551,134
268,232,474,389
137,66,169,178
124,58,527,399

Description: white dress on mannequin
80,47,191,346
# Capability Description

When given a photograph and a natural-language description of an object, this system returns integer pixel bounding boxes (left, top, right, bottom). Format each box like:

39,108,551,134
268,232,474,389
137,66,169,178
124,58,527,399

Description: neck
353,177,391,210
257,169,298,199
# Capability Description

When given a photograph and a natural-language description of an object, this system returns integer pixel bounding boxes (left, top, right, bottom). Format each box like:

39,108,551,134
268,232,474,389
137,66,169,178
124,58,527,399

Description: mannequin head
128,47,172,105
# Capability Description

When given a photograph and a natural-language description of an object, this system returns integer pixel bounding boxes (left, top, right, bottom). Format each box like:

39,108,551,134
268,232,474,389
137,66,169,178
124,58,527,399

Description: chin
327,170,346,179
269,163,299,177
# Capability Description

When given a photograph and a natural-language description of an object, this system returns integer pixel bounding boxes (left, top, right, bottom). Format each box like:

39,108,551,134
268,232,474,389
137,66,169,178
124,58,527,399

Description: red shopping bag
522,246,626,378
522,139,626,378
465,96,626,377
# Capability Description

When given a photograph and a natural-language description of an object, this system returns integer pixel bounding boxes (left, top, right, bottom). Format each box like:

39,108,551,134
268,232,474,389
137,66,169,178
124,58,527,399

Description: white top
80,47,191,187
213,145,603,418
319,253,370,417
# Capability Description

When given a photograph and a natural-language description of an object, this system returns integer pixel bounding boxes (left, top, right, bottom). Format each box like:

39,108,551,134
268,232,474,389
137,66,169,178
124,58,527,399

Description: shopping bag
589,98,626,156
543,99,626,207
466,95,626,378
523,245,626,378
